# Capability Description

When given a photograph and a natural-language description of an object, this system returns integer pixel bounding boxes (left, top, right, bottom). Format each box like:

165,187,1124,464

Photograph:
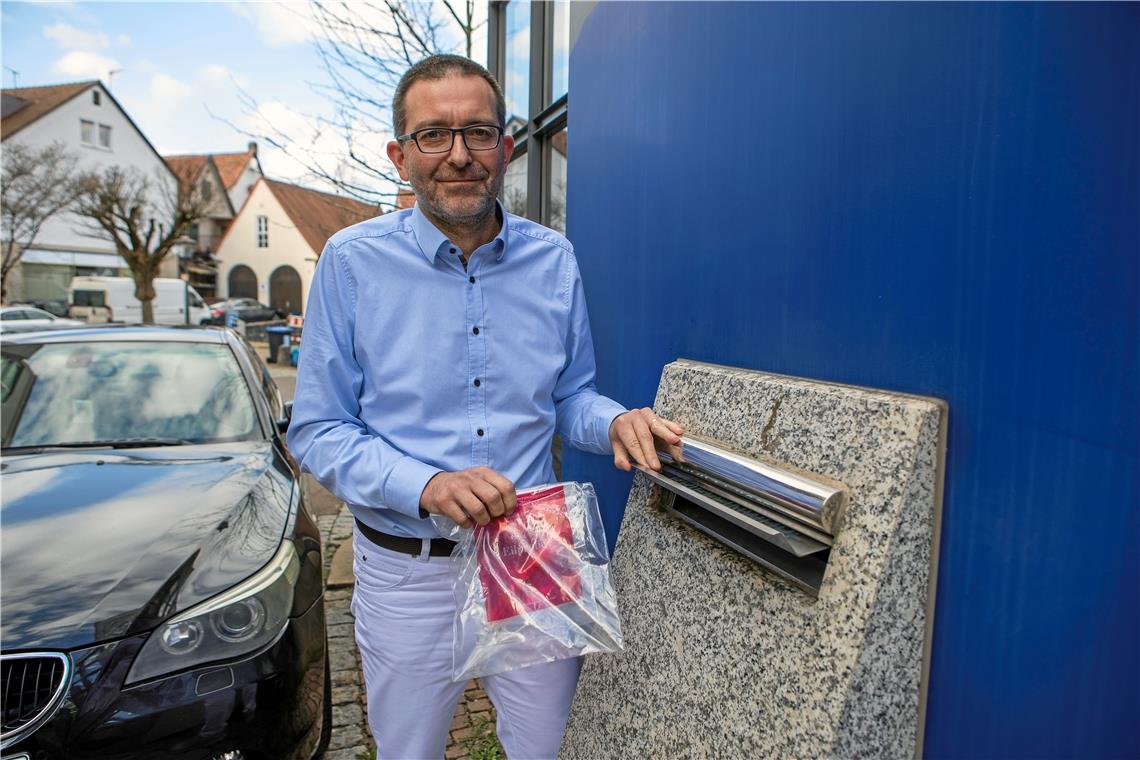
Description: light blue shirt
287,203,627,538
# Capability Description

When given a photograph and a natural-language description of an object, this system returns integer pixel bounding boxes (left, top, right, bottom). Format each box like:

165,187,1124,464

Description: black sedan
0,326,329,760
201,299,283,326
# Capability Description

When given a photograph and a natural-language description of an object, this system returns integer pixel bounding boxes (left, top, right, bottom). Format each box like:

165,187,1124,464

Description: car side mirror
276,400,293,434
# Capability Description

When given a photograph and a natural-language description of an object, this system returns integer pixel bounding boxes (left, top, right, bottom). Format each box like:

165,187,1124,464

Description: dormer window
93,90,101,106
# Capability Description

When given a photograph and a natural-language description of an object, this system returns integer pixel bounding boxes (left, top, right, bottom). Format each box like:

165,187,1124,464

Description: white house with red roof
162,145,264,301
214,178,376,315
1,80,181,303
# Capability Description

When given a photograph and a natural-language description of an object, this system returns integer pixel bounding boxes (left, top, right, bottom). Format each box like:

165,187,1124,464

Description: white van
68,277,210,325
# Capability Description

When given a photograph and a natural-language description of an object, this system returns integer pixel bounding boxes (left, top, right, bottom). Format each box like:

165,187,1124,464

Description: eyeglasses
397,124,504,154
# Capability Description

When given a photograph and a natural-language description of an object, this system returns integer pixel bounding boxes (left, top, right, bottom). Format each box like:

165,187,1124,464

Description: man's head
387,55,513,230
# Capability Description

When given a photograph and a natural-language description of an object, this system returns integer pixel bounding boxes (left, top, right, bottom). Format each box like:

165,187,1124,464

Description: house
162,145,263,301
214,178,376,314
1,80,180,302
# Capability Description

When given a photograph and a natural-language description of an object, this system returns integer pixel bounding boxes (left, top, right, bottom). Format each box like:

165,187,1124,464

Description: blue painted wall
564,2,1138,757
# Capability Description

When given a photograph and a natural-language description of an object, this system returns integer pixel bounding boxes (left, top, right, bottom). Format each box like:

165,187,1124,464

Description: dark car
202,299,282,326
0,326,330,760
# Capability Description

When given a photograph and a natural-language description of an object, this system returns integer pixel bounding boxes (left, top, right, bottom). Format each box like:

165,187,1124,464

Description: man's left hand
608,408,685,472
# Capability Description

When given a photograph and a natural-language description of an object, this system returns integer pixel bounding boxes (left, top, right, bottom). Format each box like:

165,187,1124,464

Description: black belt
354,518,456,557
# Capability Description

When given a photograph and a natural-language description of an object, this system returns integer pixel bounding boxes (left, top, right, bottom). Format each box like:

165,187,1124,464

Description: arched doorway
270,265,302,315
228,265,257,299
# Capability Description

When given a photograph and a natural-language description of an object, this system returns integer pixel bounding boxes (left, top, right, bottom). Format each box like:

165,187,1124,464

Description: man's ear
386,140,410,181
502,133,515,165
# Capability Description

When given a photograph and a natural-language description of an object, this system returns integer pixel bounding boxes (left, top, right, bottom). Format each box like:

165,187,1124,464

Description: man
288,54,683,759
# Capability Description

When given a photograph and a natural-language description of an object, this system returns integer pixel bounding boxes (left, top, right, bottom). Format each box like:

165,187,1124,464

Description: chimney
247,141,258,156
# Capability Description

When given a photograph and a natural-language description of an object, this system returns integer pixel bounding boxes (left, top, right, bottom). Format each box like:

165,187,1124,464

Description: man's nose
446,132,472,167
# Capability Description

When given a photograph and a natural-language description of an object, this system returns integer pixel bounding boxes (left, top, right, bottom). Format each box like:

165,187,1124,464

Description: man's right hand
419,467,517,528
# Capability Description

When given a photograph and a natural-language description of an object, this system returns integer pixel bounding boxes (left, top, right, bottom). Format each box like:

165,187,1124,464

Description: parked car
0,305,85,333
203,298,283,326
0,325,330,759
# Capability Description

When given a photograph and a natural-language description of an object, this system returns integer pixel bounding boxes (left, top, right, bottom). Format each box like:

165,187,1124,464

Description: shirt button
477,428,484,437
450,247,457,254
469,276,476,284
472,326,479,335
473,378,481,387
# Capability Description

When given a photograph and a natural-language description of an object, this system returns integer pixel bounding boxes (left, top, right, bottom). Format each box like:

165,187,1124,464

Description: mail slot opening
638,435,848,597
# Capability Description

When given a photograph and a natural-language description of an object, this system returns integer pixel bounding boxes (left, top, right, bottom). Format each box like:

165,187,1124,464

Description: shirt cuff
384,455,443,518
596,400,630,453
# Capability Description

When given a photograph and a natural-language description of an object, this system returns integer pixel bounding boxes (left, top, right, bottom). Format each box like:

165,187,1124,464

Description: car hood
0,441,295,651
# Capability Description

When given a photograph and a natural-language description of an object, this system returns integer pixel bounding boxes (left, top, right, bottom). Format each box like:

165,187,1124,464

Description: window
93,90,101,106
256,216,268,248
490,1,571,232
98,124,111,149
81,119,95,144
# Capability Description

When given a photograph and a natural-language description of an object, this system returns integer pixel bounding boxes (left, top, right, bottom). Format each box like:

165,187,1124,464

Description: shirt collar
410,200,509,264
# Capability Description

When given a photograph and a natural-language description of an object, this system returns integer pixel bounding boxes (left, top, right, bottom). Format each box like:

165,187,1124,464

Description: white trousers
351,526,581,760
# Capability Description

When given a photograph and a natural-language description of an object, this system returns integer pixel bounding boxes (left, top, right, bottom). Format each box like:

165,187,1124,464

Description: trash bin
265,326,292,364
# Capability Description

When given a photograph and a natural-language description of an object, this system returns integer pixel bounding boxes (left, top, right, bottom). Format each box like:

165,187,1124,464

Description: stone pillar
561,359,946,759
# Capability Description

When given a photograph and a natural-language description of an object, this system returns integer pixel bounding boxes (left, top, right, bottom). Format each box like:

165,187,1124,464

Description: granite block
561,360,945,759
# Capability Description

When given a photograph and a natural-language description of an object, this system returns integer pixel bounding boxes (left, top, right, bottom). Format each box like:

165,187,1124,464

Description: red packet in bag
477,484,583,623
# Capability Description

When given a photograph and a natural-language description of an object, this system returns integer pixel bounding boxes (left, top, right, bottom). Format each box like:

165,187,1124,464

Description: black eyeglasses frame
395,124,505,154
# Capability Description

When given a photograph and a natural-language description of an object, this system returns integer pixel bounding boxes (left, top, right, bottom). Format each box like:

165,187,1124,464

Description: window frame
256,215,269,248
489,1,569,230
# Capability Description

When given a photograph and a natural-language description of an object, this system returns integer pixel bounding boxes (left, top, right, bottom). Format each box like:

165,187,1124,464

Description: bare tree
1,141,84,302
228,1,479,209
73,167,208,324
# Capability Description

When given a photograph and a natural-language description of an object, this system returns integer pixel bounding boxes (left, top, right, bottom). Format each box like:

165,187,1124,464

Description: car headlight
126,540,300,685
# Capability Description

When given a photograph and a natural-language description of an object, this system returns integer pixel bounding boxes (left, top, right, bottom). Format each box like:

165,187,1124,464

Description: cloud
226,1,319,48
52,50,120,80
148,72,193,109
197,64,249,90
43,21,110,50
116,33,131,47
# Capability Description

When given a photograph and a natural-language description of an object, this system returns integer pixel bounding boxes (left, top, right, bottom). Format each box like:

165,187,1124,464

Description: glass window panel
547,127,567,234
503,152,528,218
551,1,570,103
98,124,111,148
504,0,530,124
80,119,94,144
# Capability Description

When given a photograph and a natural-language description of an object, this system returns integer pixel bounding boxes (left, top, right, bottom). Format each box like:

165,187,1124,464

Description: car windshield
1,341,259,449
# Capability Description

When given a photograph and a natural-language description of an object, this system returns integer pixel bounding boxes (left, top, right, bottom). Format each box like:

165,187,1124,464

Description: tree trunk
134,273,157,324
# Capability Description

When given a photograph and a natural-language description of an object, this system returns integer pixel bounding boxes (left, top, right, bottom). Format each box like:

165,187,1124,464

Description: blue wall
564,3,1138,757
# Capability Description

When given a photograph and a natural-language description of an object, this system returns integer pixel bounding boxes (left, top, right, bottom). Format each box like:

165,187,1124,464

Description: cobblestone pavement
313,487,499,759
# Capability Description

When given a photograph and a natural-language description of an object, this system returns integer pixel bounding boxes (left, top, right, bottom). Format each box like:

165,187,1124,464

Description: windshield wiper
2,438,196,454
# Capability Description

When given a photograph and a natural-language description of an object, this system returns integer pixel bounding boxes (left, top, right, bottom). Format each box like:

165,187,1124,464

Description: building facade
214,178,375,315
1,80,179,302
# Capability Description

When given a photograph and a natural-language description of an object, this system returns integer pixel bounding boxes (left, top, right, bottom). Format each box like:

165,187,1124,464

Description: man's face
387,74,514,227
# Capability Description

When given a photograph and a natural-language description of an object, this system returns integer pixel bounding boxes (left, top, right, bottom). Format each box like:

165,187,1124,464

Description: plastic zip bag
441,482,624,681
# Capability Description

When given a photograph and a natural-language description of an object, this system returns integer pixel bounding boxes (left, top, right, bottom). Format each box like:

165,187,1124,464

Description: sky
1,1,488,193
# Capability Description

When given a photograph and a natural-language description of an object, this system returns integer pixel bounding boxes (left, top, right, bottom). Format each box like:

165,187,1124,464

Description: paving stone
330,648,358,673
445,745,466,759
326,587,353,602
332,703,364,728
331,669,359,688
451,726,475,741
327,608,356,628
469,698,492,712
329,724,365,750
331,686,358,706
317,748,369,760
328,622,356,640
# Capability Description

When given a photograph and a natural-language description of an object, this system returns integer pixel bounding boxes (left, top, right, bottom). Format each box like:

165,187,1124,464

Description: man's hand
420,467,517,528
608,408,685,472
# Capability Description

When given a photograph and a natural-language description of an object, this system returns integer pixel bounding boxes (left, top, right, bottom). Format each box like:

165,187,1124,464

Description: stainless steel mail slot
638,435,849,596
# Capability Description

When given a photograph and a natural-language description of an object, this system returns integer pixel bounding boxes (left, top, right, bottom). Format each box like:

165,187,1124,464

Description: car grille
1,652,70,746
